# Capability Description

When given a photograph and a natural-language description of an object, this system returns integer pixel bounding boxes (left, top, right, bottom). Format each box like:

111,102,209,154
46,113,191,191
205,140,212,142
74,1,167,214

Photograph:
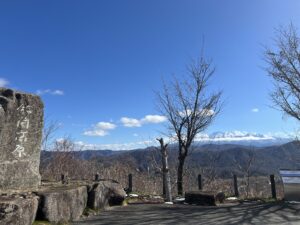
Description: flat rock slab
0,194,39,225
185,191,216,206
126,195,164,204
0,88,43,192
35,186,87,223
74,202,300,225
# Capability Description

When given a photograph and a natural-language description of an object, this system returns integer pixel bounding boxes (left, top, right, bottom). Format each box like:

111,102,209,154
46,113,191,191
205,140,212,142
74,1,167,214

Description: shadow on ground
73,202,300,225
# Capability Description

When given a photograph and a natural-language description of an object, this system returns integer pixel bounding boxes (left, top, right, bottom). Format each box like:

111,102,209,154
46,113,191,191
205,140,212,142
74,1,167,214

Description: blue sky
1,0,300,149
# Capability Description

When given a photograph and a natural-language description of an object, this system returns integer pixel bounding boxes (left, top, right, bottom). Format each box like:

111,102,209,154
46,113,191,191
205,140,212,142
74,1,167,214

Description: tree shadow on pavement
74,202,300,225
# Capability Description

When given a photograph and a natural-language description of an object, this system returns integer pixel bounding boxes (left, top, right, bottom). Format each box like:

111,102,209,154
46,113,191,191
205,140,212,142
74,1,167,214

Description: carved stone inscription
0,88,44,192
13,105,32,158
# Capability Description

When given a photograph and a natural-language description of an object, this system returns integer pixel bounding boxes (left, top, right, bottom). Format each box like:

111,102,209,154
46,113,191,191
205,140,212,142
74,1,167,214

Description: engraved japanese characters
0,88,43,191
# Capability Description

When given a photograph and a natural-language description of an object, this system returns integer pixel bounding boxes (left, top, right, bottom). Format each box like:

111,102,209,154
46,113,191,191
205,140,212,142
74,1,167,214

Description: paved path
74,202,300,225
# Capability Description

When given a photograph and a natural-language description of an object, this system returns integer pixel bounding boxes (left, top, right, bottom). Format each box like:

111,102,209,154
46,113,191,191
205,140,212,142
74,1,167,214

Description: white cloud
56,138,65,143
252,108,259,113
0,78,9,87
121,115,167,127
83,130,108,137
83,121,117,137
96,122,116,130
36,89,64,96
121,117,142,127
201,109,215,116
179,109,193,117
179,109,214,117
133,133,139,137
52,90,64,95
141,115,167,124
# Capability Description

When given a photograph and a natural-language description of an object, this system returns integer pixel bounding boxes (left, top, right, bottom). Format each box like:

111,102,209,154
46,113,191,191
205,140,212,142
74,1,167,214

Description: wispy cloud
83,129,109,137
75,140,154,151
252,108,259,113
36,89,64,96
0,78,9,87
83,121,117,137
121,114,167,127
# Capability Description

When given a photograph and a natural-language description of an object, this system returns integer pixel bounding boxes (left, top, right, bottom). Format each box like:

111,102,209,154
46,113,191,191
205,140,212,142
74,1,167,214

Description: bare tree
234,150,256,198
41,120,98,181
265,24,300,121
157,55,222,195
157,138,172,202
42,119,60,151
202,151,221,190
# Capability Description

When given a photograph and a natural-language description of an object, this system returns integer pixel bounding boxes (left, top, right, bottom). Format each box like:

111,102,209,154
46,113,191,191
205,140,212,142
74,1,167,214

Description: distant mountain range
71,131,295,152
193,131,294,147
41,140,300,178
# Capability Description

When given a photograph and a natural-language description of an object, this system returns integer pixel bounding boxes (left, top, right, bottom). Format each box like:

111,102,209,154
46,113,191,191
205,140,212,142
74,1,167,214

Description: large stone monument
0,88,43,192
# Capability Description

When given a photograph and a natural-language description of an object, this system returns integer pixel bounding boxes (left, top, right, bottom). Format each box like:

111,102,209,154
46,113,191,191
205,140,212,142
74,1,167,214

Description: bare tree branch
265,23,300,121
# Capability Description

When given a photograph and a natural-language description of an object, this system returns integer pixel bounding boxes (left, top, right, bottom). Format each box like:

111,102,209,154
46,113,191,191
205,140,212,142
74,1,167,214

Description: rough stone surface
0,194,39,225
36,186,87,222
0,88,44,192
87,181,126,210
185,191,216,206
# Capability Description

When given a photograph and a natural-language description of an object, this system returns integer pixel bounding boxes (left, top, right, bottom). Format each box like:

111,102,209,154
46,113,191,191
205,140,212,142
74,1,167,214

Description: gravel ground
73,202,300,225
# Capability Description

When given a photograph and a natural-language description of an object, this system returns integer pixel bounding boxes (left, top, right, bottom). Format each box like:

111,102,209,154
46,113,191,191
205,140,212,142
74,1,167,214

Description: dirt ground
74,202,300,225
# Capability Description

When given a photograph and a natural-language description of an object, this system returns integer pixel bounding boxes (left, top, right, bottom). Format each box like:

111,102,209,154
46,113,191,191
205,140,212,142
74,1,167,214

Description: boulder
35,186,87,223
0,88,43,192
185,191,216,206
0,194,39,225
87,181,126,210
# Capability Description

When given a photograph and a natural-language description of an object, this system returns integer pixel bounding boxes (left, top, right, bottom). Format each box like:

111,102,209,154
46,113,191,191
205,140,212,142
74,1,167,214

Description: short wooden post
128,174,133,193
198,174,202,190
233,175,239,197
270,174,277,199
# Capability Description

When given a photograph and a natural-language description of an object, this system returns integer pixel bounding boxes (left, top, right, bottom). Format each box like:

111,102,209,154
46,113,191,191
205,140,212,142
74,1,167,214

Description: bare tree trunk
162,150,172,202
162,170,166,196
157,138,172,202
177,156,185,196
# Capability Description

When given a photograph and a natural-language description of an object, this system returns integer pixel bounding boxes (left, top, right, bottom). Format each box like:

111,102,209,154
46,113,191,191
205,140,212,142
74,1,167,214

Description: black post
61,173,68,184
61,174,65,184
233,175,239,197
128,174,133,193
94,173,100,181
270,174,277,199
198,174,202,190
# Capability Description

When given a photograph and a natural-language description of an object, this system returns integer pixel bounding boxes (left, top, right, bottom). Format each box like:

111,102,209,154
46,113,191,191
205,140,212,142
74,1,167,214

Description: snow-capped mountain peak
195,131,294,147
